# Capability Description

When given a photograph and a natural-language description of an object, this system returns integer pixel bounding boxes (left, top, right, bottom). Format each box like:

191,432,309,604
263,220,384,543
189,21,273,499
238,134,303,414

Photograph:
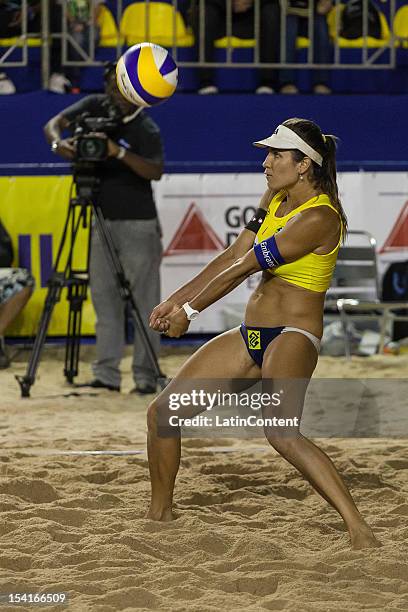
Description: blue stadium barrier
0,93,407,175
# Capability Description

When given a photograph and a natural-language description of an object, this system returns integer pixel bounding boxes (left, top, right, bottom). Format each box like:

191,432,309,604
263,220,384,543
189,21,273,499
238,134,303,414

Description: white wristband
182,302,200,321
116,146,126,160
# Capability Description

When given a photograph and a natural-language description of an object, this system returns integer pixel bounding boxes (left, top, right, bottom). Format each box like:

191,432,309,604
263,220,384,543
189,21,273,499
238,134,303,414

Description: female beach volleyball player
147,118,380,549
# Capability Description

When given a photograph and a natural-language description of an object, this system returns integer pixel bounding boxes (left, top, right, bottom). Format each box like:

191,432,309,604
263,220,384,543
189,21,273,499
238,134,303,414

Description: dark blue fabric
268,235,286,265
240,323,285,367
254,236,285,270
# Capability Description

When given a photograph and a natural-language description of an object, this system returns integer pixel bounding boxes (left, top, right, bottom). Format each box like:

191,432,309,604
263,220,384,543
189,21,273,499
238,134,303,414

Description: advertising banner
0,176,95,335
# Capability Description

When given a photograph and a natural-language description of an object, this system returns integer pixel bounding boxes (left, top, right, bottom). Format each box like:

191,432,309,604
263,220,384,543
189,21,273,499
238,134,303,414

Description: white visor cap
253,124,323,167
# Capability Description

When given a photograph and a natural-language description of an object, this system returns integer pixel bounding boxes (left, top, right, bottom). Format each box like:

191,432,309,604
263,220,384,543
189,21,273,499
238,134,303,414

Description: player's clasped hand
149,299,180,331
149,302,190,338
166,308,190,337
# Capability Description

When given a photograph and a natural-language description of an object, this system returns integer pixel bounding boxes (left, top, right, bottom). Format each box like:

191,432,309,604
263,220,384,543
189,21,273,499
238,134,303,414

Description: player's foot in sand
349,523,381,549
146,507,175,522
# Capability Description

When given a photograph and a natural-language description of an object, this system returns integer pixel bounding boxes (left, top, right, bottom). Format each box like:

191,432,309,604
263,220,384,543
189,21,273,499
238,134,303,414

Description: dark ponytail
282,118,348,240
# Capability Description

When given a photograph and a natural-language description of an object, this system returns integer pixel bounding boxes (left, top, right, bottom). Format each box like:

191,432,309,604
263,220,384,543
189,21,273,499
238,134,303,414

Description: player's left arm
271,206,340,262
164,208,335,337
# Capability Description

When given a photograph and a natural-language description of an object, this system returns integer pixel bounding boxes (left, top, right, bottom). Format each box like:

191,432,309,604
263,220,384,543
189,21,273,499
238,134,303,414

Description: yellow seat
394,5,408,47
97,4,122,47
296,36,310,49
215,35,309,49
327,4,390,48
0,8,120,49
120,2,194,47
0,36,41,47
215,36,255,48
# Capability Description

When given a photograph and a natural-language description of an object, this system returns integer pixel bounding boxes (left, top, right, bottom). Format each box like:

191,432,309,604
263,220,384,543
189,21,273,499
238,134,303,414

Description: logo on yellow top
248,329,261,350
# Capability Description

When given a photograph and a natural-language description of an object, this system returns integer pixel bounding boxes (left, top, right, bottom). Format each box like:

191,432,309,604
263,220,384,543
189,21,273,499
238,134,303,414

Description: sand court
1,349,408,611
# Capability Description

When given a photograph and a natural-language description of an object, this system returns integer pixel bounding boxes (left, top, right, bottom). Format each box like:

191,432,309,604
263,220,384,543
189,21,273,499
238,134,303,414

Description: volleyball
116,42,178,108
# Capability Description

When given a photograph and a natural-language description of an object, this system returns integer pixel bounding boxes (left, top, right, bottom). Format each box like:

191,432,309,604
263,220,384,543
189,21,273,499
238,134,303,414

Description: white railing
0,0,399,88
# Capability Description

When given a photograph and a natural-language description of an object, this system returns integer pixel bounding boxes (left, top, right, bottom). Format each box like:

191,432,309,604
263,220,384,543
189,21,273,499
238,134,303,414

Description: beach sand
1,348,408,611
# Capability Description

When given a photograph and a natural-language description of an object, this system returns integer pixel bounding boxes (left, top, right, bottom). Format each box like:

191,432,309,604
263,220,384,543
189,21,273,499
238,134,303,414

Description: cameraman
44,65,164,394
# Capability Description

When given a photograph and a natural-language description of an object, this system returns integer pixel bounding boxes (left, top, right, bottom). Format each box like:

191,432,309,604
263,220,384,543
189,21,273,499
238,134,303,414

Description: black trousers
191,0,281,89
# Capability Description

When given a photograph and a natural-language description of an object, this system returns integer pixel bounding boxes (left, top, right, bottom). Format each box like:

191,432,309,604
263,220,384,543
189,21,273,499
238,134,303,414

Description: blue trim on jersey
254,235,285,270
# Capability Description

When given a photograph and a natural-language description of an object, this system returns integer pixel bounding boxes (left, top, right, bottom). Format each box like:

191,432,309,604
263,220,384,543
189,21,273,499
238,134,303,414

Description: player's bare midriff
245,273,326,338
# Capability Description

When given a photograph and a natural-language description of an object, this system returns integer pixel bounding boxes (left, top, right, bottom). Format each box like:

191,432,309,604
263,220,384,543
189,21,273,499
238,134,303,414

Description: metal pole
334,0,340,66
226,0,232,64
199,0,205,64
62,0,68,67
307,0,313,65
390,0,396,68
41,0,50,89
90,0,96,63
254,0,260,64
173,0,178,63
280,0,287,67
362,0,368,64
116,0,123,60
21,0,28,67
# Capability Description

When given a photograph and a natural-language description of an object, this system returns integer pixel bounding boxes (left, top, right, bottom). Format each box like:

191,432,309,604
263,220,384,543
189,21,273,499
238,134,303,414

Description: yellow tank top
255,191,342,292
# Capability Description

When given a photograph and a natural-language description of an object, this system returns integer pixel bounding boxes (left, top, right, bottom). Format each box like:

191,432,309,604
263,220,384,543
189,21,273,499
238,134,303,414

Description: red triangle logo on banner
380,200,408,253
164,202,225,256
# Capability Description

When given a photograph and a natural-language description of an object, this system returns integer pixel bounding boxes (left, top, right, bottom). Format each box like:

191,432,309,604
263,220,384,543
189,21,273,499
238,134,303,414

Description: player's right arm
149,187,274,328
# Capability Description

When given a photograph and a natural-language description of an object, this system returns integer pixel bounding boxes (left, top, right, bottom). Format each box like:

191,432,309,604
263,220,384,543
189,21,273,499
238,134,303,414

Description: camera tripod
16,176,168,398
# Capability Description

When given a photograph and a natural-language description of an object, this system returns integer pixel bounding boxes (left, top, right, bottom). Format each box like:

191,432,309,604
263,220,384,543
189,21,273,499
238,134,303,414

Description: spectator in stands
49,0,105,94
0,270,34,367
190,0,281,94
0,0,104,94
0,220,34,368
280,0,333,94
44,65,164,393
0,0,41,94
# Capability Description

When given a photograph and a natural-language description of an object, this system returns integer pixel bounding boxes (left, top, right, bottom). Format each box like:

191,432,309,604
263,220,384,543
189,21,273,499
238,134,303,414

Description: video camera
71,100,124,198
73,100,124,163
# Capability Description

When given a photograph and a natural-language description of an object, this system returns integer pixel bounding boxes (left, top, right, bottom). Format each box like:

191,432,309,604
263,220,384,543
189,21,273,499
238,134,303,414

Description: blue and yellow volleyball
116,42,178,108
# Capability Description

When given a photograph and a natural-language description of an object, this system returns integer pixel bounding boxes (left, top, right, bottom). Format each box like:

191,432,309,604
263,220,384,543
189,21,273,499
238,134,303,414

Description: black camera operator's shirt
61,94,163,220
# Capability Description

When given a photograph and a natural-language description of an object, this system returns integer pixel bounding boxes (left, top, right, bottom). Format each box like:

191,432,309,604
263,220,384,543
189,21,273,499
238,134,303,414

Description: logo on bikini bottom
248,329,261,349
